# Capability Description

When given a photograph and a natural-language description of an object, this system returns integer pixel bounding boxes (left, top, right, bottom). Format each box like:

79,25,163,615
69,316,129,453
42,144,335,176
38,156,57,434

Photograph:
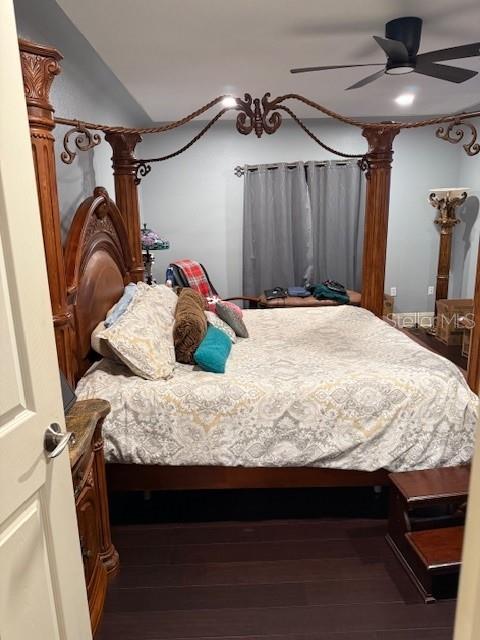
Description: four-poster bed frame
19,37,480,492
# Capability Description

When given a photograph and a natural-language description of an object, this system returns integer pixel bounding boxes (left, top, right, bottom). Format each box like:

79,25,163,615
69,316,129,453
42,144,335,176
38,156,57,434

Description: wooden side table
67,399,119,634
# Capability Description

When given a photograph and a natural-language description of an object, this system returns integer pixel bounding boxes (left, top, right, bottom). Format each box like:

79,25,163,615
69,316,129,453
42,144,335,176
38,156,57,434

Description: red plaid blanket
172,260,215,299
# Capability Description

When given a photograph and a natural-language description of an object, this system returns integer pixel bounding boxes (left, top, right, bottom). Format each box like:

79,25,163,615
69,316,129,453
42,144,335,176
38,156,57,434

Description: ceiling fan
290,17,480,90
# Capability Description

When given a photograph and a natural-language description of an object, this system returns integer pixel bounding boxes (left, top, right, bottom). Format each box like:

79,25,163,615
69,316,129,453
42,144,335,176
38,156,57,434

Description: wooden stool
405,526,464,601
386,466,469,602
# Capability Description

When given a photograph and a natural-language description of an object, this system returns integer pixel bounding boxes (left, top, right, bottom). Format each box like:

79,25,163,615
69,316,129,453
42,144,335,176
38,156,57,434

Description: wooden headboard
64,186,134,382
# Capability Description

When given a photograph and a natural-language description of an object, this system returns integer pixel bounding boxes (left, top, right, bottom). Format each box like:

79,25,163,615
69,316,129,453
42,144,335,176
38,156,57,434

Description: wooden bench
257,291,396,317
257,289,361,308
386,466,469,602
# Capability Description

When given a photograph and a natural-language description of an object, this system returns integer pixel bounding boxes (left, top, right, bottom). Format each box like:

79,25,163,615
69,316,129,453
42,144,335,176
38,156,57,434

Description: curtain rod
234,160,354,177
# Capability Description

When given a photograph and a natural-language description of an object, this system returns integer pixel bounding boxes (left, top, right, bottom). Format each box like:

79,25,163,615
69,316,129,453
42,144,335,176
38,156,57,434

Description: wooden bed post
105,133,144,282
467,240,480,393
19,39,75,384
360,125,400,317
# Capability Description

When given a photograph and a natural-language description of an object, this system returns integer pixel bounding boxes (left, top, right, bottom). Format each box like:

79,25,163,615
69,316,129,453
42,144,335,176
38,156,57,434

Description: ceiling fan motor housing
385,16,422,74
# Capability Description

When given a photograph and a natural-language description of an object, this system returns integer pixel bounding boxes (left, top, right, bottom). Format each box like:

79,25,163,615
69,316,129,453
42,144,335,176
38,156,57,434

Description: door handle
44,423,75,459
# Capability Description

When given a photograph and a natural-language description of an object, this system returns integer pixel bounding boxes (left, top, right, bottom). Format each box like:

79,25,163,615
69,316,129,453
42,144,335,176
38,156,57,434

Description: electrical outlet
428,286,434,295
390,287,397,297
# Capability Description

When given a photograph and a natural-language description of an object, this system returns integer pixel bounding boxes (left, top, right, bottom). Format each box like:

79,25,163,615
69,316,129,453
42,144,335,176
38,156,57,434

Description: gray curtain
242,160,364,295
243,163,313,296
306,161,364,291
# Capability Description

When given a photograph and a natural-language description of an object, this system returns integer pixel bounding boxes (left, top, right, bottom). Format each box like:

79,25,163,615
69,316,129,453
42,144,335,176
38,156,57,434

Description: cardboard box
436,299,473,346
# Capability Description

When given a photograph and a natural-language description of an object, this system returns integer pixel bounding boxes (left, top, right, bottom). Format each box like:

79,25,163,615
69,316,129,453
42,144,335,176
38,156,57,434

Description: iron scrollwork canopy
435,120,480,157
55,93,480,183
235,93,282,138
61,122,101,164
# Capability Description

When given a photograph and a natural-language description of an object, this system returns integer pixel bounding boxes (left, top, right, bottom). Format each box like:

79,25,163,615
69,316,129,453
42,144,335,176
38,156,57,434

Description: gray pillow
216,301,249,338
205,311,236,343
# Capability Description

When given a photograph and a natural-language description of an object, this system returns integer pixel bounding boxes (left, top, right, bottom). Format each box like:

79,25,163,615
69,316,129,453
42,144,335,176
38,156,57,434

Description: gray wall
13,0,150,238
386,126,465,313
14,0,477,311
450,112,480,301
139,119,463,312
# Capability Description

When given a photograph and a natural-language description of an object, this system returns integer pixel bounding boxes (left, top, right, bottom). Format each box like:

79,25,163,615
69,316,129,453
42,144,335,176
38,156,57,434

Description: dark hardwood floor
97,489,456,640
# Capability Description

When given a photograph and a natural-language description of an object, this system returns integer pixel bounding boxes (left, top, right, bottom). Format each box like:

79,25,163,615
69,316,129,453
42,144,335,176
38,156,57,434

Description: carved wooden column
360,125,400,317
19,39,75,384
429,190,466,303
105,133,144,282
434,227,455,302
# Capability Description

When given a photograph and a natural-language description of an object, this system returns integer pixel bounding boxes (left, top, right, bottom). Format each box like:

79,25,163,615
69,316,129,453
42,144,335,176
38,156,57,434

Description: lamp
140,223,170,285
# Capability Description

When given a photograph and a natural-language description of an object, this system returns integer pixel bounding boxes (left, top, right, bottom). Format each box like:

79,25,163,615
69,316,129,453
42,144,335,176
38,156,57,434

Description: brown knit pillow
173,288,208,364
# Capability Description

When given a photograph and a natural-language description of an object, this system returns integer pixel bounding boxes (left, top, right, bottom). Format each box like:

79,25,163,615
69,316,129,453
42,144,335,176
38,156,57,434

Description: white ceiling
56,0,480,121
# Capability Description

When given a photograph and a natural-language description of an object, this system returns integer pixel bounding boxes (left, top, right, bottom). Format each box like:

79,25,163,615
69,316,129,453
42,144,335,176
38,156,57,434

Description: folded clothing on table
311,283,350,304
287,286,311,298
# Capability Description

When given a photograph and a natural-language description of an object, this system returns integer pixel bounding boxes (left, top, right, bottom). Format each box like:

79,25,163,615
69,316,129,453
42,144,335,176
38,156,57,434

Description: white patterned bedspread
76,306,478,471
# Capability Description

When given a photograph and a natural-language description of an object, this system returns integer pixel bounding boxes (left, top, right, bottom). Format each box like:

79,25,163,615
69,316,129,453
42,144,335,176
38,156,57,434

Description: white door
0,1,92,639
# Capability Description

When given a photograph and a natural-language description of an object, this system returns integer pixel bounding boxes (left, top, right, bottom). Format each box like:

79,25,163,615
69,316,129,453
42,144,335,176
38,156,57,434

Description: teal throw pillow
194,325,232,373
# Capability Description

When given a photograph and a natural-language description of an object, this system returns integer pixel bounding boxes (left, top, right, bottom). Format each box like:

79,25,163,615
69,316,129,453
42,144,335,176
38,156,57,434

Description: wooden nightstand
67,399,119,634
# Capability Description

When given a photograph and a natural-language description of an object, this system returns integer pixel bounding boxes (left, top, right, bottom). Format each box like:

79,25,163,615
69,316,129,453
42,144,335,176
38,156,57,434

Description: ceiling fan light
385,65,415,75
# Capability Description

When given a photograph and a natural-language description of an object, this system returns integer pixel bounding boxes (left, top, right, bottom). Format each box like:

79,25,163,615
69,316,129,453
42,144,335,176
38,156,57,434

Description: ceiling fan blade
290,63,383,74
346,68,385,90
415,61,478,83
418,42,480,64
373,36,409,61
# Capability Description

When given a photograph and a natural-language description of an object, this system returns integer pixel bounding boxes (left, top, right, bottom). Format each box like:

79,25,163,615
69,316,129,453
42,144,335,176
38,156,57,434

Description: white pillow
98,287,175,380
91,321,122,363
204,310,237,343
141,282,178,318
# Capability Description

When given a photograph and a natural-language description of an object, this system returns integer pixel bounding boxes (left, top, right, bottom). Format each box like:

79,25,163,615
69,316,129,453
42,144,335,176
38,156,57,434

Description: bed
62,188,477,491
77,304,477,472
19,38,480,492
